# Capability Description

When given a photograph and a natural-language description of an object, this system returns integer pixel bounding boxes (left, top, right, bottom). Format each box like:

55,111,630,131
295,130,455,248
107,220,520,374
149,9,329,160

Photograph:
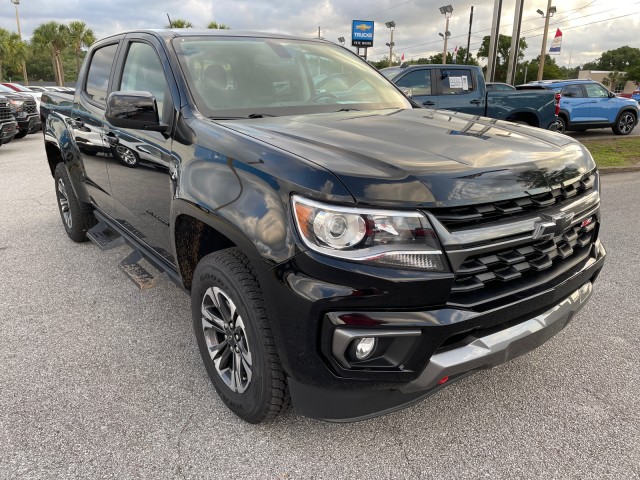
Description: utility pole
486,0,503,82
388,29,394,67
318,26,321,39
465,6,474,65
439,5,453,64
506,0,524,85
11,0,28,85
537,0,553,80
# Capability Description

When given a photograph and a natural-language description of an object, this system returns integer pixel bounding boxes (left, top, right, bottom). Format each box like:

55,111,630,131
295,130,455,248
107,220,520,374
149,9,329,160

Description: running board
87,221,126,251
119,249,158,290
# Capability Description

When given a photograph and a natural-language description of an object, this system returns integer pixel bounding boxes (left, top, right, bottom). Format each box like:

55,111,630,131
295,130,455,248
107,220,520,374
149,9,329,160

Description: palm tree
4,33,28,80
68,21,96,78
166,19,193,28
603,71,626,92
206,21,230,29
32,21,69,86
0,28,10,81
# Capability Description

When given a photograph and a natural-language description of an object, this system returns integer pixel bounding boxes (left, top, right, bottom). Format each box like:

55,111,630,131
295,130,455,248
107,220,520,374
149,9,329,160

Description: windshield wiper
247,113,277,118
337,108,359,112
208,113,278,120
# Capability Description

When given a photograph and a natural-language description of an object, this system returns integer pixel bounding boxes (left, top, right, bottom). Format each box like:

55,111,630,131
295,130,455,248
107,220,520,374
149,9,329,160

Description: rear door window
439,69,474,94
84,43,118,105
561,84,585,98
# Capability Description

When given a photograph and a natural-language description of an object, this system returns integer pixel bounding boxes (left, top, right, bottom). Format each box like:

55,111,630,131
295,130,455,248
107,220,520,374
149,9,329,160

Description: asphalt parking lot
1,134,639,479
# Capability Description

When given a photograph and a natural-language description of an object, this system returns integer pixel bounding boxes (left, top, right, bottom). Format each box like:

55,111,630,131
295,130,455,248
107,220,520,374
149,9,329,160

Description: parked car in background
0,95,17,145
0,85,40,138
382,64,558,129
25,86,47,93
517,79,639,135
1,82,42,111
486,82,516,92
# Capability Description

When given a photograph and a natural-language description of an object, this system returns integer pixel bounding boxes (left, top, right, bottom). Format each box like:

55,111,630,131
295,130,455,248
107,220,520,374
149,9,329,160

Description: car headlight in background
291,195,446,271
9,99,24,112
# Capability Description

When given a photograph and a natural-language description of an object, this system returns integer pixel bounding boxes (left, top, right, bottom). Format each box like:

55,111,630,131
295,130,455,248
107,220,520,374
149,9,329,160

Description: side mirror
608,91,616,98
105,91,168,132
402,88,413,98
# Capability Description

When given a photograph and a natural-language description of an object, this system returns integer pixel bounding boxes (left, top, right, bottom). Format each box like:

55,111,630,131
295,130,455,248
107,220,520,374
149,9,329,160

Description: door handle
470,99,482,105
423,101,436,106
73,117,84,128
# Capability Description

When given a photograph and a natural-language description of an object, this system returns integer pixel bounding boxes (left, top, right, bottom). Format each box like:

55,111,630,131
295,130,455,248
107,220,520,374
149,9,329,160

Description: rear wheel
54,163,96,242
612,111,636,135
191,248,289,423
13,130,27,139
556,116,567,134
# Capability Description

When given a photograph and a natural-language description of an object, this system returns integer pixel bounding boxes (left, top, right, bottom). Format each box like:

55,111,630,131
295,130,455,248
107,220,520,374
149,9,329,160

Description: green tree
0,28,11,80
207,21,230,29
477,35,528,82
68,21,95,78
166,18,193,28
596,46,640,71
521,55,564,82
32,21,69,85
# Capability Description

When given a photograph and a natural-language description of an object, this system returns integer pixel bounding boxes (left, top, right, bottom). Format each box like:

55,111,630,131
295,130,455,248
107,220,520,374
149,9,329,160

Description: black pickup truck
41,30,605,423
0,95,17,145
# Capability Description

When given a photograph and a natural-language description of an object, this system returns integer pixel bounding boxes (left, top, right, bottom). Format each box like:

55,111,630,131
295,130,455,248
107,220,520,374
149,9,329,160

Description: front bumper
16,114,40,133
259,236,605,422
0,120,16,143
289,280,595,422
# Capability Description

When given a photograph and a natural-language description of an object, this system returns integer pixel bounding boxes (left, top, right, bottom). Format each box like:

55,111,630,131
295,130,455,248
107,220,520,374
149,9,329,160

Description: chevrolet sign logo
355,23,372,31
532,212,575,240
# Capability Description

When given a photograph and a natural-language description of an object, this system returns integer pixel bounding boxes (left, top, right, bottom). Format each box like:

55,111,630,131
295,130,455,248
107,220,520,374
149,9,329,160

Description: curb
598,165,640,175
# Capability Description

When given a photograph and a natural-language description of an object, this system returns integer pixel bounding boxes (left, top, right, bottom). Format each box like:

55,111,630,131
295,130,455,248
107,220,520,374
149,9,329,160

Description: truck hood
221,109,596,207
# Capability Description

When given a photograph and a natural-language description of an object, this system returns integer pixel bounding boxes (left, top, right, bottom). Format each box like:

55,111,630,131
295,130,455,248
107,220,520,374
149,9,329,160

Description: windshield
0,85,14,93
8,84,28,92
172,36,411,118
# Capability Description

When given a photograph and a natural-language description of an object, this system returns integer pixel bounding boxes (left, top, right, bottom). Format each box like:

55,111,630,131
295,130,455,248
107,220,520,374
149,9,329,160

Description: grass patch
580,137,640,168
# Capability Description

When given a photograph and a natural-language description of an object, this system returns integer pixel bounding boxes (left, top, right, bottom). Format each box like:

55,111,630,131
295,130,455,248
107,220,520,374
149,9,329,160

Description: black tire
612,111,636,136
53,163,97,242
191,248,289,423
13,130,28,140
556,115,568,134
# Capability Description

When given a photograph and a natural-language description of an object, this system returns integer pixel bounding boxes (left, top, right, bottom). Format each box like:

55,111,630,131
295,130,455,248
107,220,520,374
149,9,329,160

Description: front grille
433,173,596,230
25,102,37,115
0,105,12,121
451,215,597,294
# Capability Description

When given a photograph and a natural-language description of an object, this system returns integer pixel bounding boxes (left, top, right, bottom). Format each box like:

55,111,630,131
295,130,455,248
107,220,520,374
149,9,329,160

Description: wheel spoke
201,304,225,333
209,340,228,360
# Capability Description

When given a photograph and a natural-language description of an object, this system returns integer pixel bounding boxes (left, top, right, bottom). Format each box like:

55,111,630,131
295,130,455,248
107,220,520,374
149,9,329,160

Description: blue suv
519,79,639,135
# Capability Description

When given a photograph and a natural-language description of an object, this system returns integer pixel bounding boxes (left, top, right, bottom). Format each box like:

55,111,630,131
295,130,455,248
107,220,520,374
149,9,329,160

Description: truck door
394,68,436,108
435,68,483,115
72,42,120,216
104,35,178,264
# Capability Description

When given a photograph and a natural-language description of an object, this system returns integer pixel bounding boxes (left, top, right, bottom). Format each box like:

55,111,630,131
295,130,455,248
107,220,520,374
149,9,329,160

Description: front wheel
191,248,289,423
612,111,636,135
13,130,28,140
53,163,96,242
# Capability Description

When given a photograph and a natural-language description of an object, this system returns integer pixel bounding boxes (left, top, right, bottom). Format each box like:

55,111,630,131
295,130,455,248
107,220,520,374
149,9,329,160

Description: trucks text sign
352,20,374,47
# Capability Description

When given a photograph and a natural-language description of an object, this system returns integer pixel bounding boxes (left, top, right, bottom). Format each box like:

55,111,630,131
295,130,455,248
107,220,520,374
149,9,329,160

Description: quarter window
85,44,118,105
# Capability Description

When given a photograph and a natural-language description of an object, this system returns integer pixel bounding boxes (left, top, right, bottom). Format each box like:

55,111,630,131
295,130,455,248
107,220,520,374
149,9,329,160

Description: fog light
355,337,377,360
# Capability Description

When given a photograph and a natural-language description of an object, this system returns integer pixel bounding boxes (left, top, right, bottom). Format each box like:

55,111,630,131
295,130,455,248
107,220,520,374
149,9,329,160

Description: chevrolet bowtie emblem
355,23,372,31
532,212,575,240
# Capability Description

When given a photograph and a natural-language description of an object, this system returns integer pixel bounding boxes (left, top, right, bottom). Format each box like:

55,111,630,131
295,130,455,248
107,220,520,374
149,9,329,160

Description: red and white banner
549,29,562,55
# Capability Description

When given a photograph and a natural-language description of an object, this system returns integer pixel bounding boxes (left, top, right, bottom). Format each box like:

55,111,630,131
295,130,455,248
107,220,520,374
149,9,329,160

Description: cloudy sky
0,0,638,67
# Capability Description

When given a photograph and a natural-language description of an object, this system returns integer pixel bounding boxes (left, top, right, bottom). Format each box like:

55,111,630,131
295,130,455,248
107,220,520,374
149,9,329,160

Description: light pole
537,2,556,81
439,32,451,63
439,5,453,64
10,0,28,85
337,37,345,46
385,21,395,68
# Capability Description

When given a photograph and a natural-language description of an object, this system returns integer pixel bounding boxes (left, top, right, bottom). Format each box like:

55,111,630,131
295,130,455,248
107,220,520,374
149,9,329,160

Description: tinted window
585,83,609,98
85,44,118,105
440,69,474,94
562,84,584,98
120,42,170,122
395,70,431,96
496,84,515,91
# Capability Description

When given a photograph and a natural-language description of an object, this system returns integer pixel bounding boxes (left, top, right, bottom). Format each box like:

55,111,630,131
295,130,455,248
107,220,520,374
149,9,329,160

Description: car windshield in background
380,67,403,80
172,36,411,118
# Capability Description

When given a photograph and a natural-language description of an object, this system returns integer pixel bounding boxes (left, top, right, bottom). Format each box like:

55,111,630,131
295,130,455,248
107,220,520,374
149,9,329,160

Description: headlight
292,195,446,271
9,99,24,112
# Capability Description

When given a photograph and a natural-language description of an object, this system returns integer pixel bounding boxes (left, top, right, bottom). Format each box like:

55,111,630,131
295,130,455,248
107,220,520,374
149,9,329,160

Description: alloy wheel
201,286,253,393
116,146,137,165
618,113,635,135
57,178,72,228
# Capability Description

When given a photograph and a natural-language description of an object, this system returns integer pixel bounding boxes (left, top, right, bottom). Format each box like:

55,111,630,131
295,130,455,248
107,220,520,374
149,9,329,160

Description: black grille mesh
433,173,596,230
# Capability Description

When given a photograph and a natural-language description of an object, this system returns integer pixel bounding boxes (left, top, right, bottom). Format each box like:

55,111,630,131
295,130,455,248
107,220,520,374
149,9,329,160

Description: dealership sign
352,20,374,47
